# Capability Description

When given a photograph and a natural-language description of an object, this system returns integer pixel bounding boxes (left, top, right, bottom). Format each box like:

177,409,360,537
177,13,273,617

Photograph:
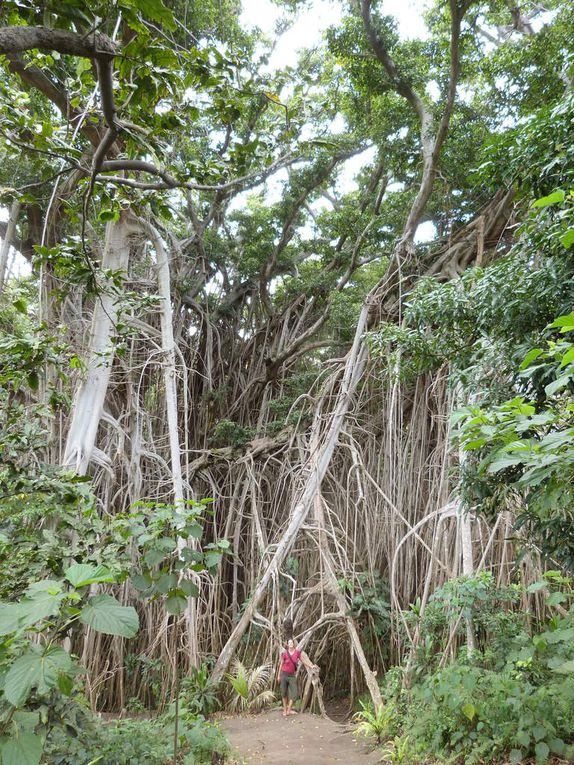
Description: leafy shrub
403,664,574,765
45,715,229,765
382,576,574,763
180,663,221,717
210,419,254,448
404,572,523,676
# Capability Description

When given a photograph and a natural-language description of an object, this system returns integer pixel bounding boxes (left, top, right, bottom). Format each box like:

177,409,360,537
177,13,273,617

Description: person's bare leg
287,699,297,715
282,697,288,716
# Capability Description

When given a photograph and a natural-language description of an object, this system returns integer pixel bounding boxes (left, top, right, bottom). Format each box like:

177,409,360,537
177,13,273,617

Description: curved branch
360,0,426,122
0,25,120,167
0,26,118,58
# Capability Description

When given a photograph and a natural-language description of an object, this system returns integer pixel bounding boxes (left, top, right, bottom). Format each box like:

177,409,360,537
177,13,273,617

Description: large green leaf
552,659,574,674
1,731,44,765
3,647,74,707
64,564,114,588
535,741,550,760
80,595,139,638
0,603,28,635
532,189,565,208
461,703,476,721
0,587,64,636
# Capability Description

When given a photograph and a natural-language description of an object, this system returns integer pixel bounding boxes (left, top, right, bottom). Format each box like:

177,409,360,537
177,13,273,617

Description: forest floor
221,708,382,765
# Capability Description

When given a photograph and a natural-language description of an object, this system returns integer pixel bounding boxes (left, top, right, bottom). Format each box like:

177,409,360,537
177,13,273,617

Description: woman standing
276,638,318,717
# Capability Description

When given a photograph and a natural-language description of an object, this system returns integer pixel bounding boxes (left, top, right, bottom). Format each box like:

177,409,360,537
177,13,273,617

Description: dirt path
221,709,381,765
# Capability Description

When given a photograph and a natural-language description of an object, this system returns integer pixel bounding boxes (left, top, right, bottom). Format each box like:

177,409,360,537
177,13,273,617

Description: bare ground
221,708,381,765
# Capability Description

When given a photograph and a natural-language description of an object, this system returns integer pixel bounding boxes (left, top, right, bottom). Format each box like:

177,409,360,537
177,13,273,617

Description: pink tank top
281,649,301,674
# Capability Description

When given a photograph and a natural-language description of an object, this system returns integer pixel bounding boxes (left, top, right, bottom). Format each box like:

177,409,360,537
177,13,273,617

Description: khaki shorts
280,671,298,700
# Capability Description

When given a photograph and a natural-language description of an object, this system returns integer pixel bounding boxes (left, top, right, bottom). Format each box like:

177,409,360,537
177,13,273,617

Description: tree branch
360,0,426,123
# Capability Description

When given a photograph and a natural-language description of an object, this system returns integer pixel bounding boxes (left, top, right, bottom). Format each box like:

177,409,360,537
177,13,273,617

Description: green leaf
461,703,476,721
532,724,546,742
144,548,166,567
552,659,574,674
165,593,187,615
545,375,571,396
1,731,44,765
527,581,547,593
0,603,29,635
187,522,203,539
57,672,74,696
546,591,567,606
12,298,28,314
156,573,178,594
128,0,175,27
27,371,39,391
544,626,574,643
180,578,200,598
532,190,565,207
64,564,114,588
549,312,574,332
559,346,574,368
509,749,523,765
534,741,549,761
486,455,523,473
516,730,530,747
559,228,574,248
3,647,74,707
80,595,139,638
204,551,222,569
0,586,65,636
132,573,153,591
520,348,543,370
98,209,119,222
548,737,566,755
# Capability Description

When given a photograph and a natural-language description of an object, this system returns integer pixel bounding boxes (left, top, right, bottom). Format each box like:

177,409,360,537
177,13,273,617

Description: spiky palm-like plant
353,699,397,744
225,659,275,713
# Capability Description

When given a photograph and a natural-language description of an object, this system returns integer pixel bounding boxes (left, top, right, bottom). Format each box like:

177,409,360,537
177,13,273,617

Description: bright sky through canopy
240,0,429,70
239,0,435,241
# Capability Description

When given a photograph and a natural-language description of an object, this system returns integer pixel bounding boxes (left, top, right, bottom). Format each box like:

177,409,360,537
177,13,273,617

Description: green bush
45,715,229,765
380,575,574,764
403,664,574,765
179,663,221,717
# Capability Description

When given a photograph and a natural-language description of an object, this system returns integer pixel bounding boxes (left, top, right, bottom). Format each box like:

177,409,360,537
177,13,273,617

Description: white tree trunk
459,508,476,654
457,384,476,654
0,200,20,294
141,221,199,667
62,211,137,473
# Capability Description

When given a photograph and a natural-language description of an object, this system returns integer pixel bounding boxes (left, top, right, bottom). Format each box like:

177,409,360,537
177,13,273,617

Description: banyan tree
1,0,573,715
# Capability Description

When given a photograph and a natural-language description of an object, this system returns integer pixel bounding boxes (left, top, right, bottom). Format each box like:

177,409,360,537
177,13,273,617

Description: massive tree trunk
62,212,138,473
210,0,469,700
210,305,370,684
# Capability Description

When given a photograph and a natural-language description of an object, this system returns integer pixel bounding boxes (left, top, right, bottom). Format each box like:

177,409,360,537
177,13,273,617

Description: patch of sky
414,220,437,243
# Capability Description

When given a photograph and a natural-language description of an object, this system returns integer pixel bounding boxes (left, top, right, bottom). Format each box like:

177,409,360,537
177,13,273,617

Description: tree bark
0,200,20,294
62,212,137,473
210,303,370,685
141,221,200,667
